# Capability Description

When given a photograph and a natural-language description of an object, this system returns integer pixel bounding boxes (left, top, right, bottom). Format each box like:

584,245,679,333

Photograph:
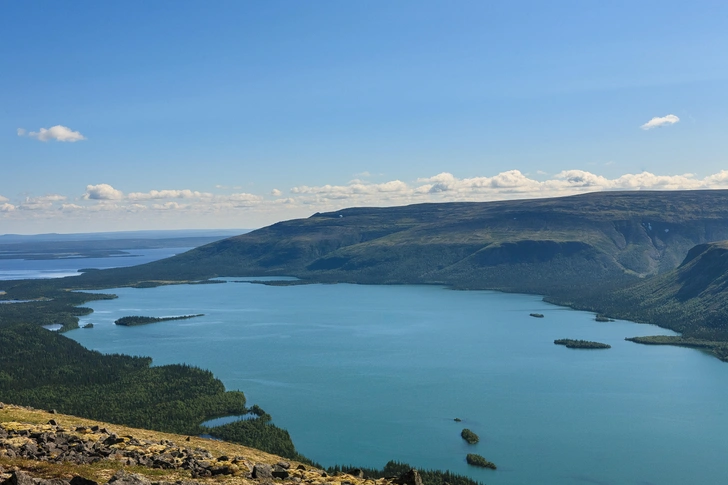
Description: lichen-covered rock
252,464,273,479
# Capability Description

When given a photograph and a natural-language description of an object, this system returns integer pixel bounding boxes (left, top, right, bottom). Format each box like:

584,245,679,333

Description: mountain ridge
70,190,728,296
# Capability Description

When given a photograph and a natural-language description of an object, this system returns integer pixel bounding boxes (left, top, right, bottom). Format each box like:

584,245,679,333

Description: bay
66,281,728,485
0,248,193,280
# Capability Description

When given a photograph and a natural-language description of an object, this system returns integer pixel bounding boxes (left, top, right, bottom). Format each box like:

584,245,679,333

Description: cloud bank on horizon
3,169,728,232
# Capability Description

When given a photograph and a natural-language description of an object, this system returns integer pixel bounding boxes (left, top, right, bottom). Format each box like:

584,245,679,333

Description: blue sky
2,1,727,233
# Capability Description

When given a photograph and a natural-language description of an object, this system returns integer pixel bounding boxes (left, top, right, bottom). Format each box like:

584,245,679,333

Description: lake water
0,247,193,280
65,281,728,485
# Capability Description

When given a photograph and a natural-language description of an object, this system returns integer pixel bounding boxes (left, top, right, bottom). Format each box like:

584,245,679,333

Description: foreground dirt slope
0,403,400,485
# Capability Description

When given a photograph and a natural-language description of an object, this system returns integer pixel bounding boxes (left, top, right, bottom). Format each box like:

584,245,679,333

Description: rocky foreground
0,404,420,485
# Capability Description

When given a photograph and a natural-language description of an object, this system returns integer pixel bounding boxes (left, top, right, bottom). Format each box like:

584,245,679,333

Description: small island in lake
530,313,544,318
554,339,611,349
115,314,204,326
461,428,479,444
82,323,94,329
595,314,615,322
466,453,496,470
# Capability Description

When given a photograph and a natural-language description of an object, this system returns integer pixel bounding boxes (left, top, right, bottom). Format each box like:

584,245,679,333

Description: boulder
107,471,150,485
271,465,289,479
395,469,423,485
252,464,273,479
6,471,35,485
69,477,97,485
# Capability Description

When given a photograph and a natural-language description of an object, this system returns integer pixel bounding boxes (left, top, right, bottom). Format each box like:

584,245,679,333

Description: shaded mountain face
74,190,728,294
584,241,728,339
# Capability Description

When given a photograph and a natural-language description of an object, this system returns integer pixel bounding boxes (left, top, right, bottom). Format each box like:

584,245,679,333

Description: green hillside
68,190,728,295
558,241,728,344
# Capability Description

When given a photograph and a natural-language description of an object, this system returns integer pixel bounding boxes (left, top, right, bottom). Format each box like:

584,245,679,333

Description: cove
67,281,728,485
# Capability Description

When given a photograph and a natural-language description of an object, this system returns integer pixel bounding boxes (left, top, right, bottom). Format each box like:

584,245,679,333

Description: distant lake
0,247,193,280
66,281,728,485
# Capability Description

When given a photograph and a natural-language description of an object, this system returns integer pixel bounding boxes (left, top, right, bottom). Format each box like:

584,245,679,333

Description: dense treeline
115,314,204,326
554,339,611,349
626,336,728,362
203,415,311,464
465,454,496,470
0,323,299,456
328,461,483,485
0,284,116,331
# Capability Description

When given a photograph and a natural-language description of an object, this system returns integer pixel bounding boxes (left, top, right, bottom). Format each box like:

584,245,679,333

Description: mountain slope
579,241,728,340
72,190,728,294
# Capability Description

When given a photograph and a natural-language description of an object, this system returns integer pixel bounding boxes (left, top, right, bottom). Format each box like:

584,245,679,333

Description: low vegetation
626,336,728,362
460,428,479,444
115,314,204,326
554,339,611,349
328,461,483,485
465,454,496,470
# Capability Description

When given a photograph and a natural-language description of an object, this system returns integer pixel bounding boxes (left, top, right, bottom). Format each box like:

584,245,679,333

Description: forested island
460,428,479,444
115,314,204,326
466,454,496,470
554,339,611,349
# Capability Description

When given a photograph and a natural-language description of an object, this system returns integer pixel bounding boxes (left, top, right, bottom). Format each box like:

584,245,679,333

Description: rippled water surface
66,281,728,485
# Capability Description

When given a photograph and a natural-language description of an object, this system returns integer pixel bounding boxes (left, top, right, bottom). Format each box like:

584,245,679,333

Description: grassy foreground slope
68,190,728,295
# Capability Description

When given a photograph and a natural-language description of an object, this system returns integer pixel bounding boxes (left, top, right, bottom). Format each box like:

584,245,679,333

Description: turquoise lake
66,281,728,485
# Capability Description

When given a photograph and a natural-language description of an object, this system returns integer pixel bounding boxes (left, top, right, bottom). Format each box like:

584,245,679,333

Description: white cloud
60,203,84,211
640,114,680,130
228,193,263,206
151,202,186,211
128,189,213,200
18,195,67,211
288,169,728,209
0,195,8,203
7,170,728,233
84,184,124,200
271,189,282,197
19,125,86,142
291,180,411,200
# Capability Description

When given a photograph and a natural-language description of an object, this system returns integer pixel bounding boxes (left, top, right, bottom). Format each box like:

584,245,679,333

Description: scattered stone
272,465,290,479
48,420,58,426
252,464,273,480
395,469,423,485
69,477,98,485
276,461,290,470
108,470,150,485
